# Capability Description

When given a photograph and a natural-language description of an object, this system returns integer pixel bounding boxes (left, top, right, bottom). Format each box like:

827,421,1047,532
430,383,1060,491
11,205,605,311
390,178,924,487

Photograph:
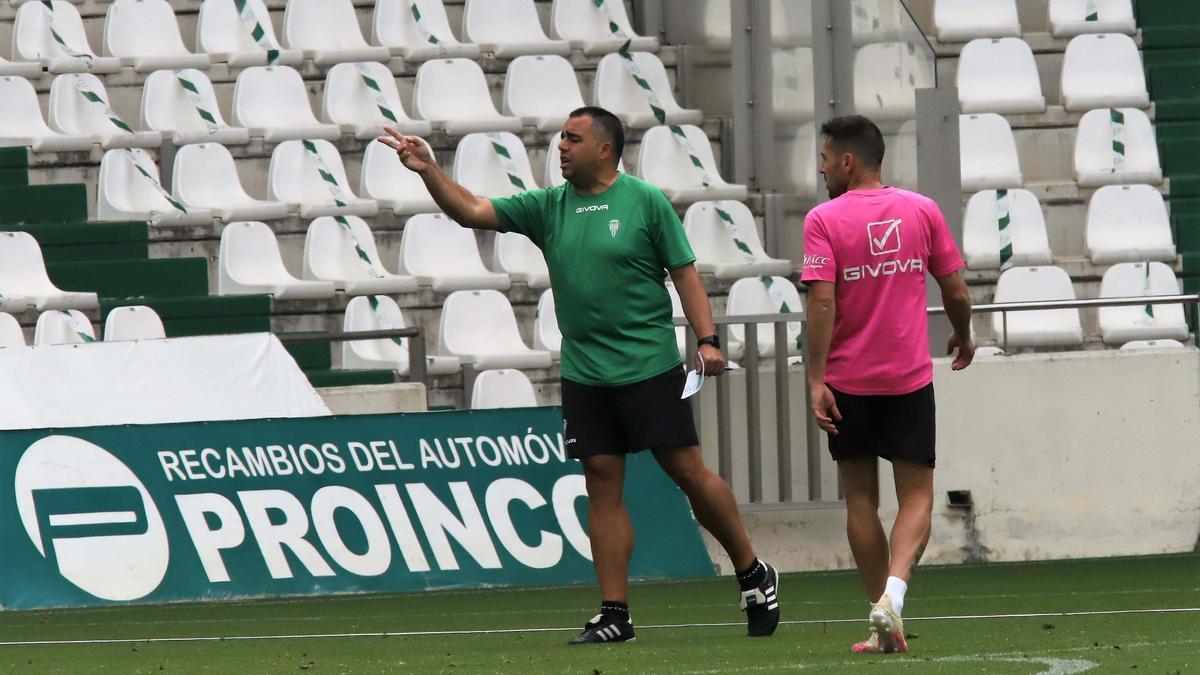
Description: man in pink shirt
802,116,975,654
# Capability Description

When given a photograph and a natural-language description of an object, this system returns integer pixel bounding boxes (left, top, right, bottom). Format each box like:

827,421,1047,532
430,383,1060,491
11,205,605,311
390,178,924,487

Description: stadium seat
103,305,166,341
545,132,627,188
852,42,934,121
770,0,813,47
1099,262,1188,345
550,0,659,55
683,201,792,280
103,0,211,72
962,189,1053,270
594,52,704,129
637,124,749,204
398,214,511,292
991,266,1084,348
957,38,1046,114
0,312,26,348
218,221,337,300
13,1,121,74
413,59,524,135
322,62,432,140
172,143,290,222
1119,339,1187,351
302,216,420,295
0,55,44,78
974,346,1005,357
1060,33,1148,111
470,369,539,409
502,55,586,133
775,123,819,198
342,295,462,375
0,76,95,152
232,66,342,143
773,47,816,123
34,309,96,346
692,0,731,49
48,74,162,149
724,276,804,360
438,289,553,369
371,0,481,61
98,148,215,226
1074,108,1162,187
282,0,391,66
666,281,687,358
959,113,1023,192
533,289,561,359
0,232,99,312
493,232,550,289
933,0,1021,42
360,138,439,215
141,69,251,146
452,132,540,198
850,0,908,45
462,0,572,58
1085,184,1176,264
267,139,378,219
1048,0,1136,38
196,0,304,67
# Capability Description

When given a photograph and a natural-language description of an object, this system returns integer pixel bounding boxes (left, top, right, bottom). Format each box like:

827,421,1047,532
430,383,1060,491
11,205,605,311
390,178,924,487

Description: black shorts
827,382,936,468
561,367,699,458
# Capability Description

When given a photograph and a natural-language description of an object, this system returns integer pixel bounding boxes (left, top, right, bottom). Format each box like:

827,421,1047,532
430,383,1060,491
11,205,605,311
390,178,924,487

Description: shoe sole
747,568,781,637
868,609,907,653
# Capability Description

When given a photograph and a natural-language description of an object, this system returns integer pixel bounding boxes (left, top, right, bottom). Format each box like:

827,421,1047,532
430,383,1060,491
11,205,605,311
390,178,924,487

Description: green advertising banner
0,407,714,610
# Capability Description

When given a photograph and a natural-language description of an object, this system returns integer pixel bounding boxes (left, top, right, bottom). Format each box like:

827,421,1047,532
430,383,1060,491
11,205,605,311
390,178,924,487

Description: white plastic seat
1061,33,1149,111
502,55,586,133
13,1,121,74
322,62,433,140
172,143,289,222
303,216,420,295
196,0,304,67
1049,0,1136,38
638,124,749,204
1119,339,1187,351
267,139,378,219
398,213,511,292
34,309,95,346
594,52,703,129
852,42,935,121
342,295,461,375
103,305,166,341
360,138,439,214
471,369,539,409
232,66,342,143
991,266,1084,348
772,47,815,123
413,59,524,135
683,201,792,280
141,69,251,146
0,76,95,152
0,56,44,78
493,232,550,289
959,113,1023,191
371,0,481,62
1099,262,1188,345
453,132,540,198
462,0,572,58
218,221,337,300
1085,184,1176,264
545,132,626,188
0,232,99,312
666,281,687,358
103,0,211,72
282,0,391,66
962,189,1053,270
933,0,1021,42
438,289,553,369
98,148,215,226
957,38,1046,114
1074,108,1162,187
725,276,804,360
48,74,162,149
533,289,561,359
0,313,26,348
550,0,659,54
850,0,908,45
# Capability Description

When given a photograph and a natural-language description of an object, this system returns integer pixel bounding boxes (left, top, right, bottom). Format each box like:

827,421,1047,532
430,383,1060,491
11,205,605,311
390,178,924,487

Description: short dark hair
819,115,885,170
569,106,625,162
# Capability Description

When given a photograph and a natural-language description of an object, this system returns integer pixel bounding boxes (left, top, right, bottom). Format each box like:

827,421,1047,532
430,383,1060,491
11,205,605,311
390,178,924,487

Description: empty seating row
934,0,1136,42
0,306,165,347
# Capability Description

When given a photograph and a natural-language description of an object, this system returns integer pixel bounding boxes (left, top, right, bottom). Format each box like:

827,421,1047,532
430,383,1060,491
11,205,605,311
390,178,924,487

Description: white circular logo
14,436,170,601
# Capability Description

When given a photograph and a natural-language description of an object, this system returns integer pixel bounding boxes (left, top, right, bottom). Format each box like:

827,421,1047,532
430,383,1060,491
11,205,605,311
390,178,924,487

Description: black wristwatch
697,334,721,350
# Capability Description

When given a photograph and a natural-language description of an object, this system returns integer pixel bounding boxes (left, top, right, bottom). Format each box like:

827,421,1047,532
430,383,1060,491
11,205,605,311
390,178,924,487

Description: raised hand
376,127,435,173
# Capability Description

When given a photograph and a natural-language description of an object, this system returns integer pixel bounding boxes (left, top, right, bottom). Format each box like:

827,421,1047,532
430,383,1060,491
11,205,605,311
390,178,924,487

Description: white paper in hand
681,352,705,399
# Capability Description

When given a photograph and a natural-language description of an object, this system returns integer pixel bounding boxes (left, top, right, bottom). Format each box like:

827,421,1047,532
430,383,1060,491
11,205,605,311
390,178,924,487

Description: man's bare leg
580,454,632,603
888,459,934,583
838,457,888,602
652,445,755,570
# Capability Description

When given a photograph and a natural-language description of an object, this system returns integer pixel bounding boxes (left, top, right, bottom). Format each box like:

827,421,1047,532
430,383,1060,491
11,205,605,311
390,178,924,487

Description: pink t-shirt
801,187,963,396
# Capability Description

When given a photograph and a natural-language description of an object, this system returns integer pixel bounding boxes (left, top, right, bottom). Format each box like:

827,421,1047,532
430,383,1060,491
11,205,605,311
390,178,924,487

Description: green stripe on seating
47,258,210,297
100,294,272,338
0,184,88,223
282,334,333,370
0,169,28,187
303,369,396,388
0,148,28,169
9,221,149,263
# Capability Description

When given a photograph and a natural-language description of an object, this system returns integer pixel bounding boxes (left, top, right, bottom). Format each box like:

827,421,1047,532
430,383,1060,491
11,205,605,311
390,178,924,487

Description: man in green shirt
377,107,779,644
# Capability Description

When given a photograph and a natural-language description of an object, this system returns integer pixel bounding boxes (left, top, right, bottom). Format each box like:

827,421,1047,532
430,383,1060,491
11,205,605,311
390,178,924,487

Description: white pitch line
0,607,1196,648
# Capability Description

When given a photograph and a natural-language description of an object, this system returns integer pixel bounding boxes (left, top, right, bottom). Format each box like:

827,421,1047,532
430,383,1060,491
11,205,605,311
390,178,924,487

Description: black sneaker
567,613,636,644
739,561,780,637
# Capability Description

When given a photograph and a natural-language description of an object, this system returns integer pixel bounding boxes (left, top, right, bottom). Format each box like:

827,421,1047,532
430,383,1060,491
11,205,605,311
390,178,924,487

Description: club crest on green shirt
609,218,620,238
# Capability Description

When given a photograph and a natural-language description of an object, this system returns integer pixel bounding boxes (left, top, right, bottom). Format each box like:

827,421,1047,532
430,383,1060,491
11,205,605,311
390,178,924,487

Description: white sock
884,576,908,615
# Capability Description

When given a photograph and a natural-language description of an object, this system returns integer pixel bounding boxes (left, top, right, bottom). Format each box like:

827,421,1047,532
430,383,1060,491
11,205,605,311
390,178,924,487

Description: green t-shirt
491,173,695,386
